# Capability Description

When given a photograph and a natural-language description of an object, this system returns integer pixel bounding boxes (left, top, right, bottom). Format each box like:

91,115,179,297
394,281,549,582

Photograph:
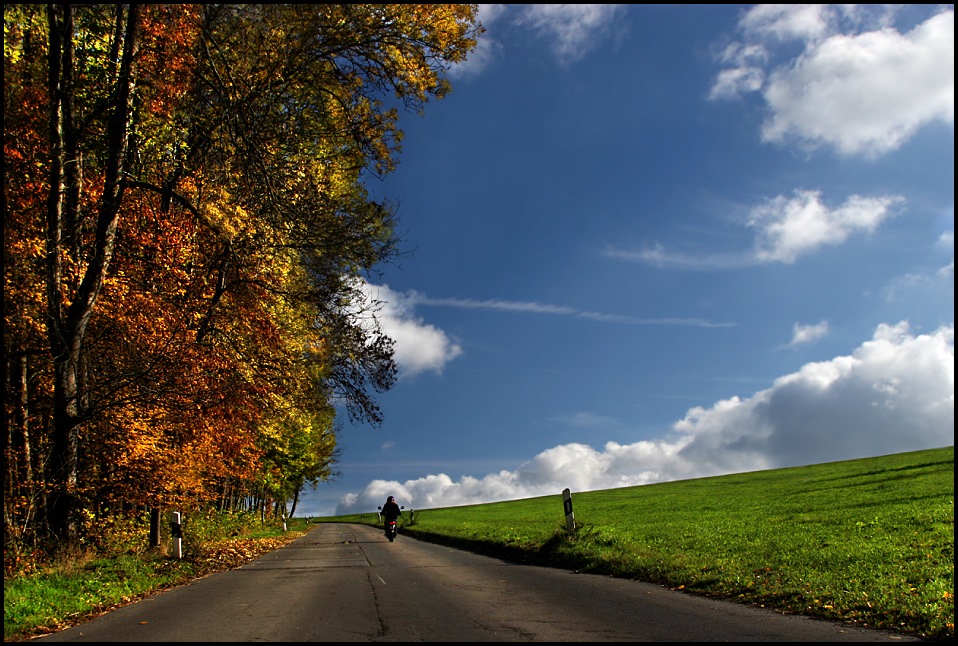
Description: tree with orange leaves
3,4,482,553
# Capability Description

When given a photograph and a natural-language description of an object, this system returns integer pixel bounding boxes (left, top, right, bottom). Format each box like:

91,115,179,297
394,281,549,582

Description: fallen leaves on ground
191,534,304,575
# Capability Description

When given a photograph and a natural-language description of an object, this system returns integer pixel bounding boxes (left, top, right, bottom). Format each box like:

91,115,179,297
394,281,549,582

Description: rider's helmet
387,496,395,503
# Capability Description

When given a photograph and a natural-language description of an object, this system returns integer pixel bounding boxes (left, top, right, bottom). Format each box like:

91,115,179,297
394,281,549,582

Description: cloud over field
338,321,953,513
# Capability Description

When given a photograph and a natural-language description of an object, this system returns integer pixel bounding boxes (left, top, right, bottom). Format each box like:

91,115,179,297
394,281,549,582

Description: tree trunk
45,4,139,546
289,487,299,518
4,354,36,544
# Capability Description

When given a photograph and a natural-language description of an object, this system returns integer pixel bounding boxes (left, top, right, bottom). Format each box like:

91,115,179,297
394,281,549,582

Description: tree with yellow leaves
3,4,482,552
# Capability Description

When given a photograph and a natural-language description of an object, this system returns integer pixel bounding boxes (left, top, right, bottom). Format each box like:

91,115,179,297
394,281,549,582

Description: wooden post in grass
562,488,576,532
149,507,162,548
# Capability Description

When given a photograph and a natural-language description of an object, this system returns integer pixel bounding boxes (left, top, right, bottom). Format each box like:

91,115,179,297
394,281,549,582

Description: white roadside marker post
171,511,183,559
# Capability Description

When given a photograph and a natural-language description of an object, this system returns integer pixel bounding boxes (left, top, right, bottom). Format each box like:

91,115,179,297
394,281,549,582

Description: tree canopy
3,3,481,557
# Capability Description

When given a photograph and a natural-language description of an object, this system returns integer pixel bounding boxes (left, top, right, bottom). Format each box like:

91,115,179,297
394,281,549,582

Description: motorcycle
378,504,404,542
384,518,399,541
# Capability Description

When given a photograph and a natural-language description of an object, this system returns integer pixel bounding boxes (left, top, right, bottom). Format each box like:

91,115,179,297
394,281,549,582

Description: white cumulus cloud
749,189,903,263
711,5,954,158
360,282,463,378
337,321,954,513
678,321,954,470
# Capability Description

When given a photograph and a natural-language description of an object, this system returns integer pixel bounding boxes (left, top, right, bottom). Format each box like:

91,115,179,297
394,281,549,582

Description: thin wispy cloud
358,280,735,380
551,411,622,430
405,292,735,328
710,5,954,158
606,189,903,269
882,266,955,302
455,3,626,75
603,244,756,270
939,231,955,250
880,228,955,301
936,230,955,279
448,5,507,78
514,4,627,65
788,320,830,347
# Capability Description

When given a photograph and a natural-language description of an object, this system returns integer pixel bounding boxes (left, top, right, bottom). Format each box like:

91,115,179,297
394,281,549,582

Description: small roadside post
171,511,183,559
562,488,575,532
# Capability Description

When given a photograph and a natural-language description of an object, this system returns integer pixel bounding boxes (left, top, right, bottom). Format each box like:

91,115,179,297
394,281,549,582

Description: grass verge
4,514,306,641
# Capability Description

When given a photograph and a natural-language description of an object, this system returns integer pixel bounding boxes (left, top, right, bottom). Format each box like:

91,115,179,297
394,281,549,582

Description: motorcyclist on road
381,496,402,533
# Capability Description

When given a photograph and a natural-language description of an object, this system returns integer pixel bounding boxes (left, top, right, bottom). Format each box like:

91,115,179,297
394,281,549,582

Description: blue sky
297,4,954,517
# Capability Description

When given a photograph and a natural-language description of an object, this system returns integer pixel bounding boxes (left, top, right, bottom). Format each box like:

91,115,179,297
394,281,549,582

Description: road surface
35,523,918,642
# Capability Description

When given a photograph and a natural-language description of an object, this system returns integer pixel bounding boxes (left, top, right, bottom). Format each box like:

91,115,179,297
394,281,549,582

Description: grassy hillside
317,446,955,640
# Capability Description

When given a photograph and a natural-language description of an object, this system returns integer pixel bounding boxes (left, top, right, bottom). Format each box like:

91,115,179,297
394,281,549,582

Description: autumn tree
3,3,482,554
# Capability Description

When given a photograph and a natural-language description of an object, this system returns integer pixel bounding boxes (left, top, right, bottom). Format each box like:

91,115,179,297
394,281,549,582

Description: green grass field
316,445,955,640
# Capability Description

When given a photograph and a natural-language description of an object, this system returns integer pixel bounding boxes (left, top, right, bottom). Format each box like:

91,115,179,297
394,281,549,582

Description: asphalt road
35,523,918,642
